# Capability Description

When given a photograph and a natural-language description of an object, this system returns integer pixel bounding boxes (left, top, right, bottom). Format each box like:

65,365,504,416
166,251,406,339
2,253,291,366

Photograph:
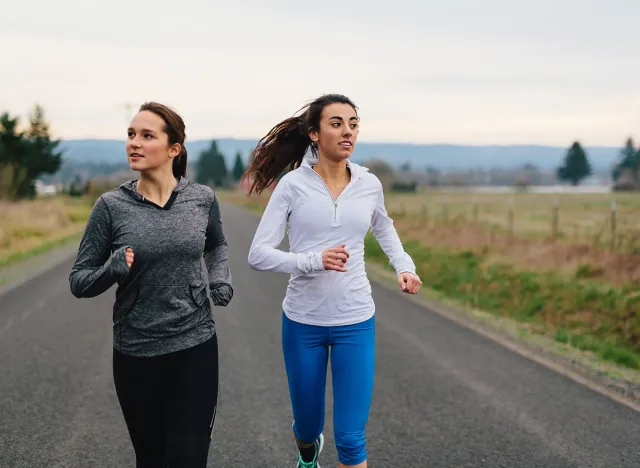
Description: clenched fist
398,272,422,294
322,244,349,272
125,248,135,269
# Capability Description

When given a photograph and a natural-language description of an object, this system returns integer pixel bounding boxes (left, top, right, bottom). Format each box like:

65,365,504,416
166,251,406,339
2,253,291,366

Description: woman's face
309,103,359,162
126,110,180,174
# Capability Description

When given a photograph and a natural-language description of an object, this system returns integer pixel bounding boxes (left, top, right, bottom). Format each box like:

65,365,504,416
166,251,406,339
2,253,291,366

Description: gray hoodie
69,176,232,357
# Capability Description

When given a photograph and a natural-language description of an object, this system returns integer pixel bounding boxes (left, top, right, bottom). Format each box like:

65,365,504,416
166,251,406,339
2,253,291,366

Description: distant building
35,179,57,197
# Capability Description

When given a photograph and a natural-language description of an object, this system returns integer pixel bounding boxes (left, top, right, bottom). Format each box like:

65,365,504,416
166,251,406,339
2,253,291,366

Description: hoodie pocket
189,281,208,308
124,282,209,337
114,287,140,323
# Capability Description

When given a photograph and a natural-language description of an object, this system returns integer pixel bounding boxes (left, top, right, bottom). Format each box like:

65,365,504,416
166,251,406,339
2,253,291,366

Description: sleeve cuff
210,283,233,306
107,246,131,281
296,251,325,274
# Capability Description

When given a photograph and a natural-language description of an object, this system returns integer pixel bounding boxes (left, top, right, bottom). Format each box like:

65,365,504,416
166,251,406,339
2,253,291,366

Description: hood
301,154,369,179
119,176,190,201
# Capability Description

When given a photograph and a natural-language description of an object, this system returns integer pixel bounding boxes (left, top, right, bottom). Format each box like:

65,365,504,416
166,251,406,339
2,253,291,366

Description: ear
308,128,319,144
168,143,181,159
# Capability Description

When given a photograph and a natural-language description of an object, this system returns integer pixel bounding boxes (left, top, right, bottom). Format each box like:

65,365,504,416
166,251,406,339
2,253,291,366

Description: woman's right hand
125,248,134,269
322,244,349,272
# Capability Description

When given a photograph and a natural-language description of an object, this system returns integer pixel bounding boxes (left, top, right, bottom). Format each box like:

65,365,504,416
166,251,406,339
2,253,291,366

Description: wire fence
389,194,639,253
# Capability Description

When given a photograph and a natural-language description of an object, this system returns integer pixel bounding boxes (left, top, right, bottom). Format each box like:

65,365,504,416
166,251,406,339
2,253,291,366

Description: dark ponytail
242,114,310,196
243,93,357,195
138,101,188,179
173,146,188,178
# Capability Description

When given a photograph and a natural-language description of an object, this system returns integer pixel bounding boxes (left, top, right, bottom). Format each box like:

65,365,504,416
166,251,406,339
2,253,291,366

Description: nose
129,135,142,148
343,126,352,137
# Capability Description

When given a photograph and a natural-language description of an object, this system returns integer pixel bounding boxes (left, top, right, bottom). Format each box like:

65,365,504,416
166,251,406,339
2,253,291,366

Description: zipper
303,165,358,226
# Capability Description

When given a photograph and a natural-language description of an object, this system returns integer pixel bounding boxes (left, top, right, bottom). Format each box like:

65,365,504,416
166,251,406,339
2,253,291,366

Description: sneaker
295,432,324,468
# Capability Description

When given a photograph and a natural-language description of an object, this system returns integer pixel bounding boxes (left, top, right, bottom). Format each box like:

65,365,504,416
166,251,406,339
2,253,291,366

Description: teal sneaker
295,432,324,468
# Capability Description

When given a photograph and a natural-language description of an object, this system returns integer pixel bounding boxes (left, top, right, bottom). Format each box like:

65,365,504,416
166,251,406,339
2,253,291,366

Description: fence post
508,197,514,243
552,196,559,238
610,199,617,250
421,204,429,226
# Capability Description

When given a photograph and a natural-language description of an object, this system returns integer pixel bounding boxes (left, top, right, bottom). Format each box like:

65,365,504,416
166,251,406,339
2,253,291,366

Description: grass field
0,195,95,268
389,190,640,248
217,188,640,370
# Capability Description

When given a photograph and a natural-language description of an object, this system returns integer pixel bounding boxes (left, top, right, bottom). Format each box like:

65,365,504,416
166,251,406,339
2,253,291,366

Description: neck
137,169,178,203
313,154,349,183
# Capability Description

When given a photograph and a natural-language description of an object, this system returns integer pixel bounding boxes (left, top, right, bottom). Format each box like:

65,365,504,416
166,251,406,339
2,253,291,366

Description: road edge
0,240,80,298
222,201,640,414
365,263,640,413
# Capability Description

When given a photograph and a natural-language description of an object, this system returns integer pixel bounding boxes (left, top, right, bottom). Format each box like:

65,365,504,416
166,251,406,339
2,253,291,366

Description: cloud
0,0,638,145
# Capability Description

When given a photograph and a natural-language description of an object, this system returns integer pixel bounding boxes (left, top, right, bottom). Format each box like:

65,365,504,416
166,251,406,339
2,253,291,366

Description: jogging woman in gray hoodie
69,101,232,467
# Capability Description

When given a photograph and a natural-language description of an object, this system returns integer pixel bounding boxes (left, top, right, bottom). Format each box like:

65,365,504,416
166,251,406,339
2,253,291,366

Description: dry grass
217,189,270,212
392,216,640,287
383,191,640,287
387,191,640,249
0,196,94,267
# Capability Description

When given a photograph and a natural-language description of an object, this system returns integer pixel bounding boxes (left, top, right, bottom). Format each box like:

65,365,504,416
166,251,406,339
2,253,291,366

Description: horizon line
57,136,631,149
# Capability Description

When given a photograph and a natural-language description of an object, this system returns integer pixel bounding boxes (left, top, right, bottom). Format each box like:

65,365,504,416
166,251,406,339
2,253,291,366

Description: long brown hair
242,94,357,195
138,102,188,178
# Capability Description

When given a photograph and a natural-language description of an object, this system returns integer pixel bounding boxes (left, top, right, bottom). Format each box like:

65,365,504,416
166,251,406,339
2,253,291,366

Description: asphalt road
1,202,639,467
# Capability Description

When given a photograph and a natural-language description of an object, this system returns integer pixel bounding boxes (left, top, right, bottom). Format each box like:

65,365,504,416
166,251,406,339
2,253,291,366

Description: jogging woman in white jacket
244,94,422,468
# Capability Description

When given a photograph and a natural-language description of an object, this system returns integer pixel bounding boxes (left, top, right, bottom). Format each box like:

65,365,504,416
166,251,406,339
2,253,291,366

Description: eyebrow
127,127,158,134
328,116,360,121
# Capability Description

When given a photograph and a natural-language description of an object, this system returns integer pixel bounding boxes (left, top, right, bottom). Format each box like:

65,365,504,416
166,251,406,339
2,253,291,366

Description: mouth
129,152,144,159
339,141,352,148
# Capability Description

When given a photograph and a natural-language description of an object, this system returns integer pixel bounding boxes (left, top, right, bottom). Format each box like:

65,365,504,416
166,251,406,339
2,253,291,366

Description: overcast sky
1,0,638,146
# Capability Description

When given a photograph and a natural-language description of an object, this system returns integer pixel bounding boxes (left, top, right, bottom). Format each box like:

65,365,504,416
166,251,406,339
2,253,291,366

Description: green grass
364,233,640,370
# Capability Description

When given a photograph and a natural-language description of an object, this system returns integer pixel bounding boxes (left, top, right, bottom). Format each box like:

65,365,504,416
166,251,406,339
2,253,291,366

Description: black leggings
113,334,219,468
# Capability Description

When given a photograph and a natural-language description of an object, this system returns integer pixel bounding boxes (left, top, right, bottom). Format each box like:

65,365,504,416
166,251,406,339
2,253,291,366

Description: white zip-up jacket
248,156,417,327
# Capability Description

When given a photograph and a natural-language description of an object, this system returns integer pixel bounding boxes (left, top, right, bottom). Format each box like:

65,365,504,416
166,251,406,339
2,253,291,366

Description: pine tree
612,137,638,183
231,151,246,182
0,105,62,199
20,104,63,198
556,141,592,186
195,140,228,187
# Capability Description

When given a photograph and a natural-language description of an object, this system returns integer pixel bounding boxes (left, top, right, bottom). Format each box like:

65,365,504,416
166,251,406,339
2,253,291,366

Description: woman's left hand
398,272,422,294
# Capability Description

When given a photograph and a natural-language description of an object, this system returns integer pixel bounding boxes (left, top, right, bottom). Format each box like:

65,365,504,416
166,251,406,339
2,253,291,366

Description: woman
245,94,422,468
69,101,233,467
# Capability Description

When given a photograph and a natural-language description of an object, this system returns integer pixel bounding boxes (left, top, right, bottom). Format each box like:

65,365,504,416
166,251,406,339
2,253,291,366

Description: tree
0,105,62,200
20,105,63,198
425,165,440,186
556,142,592,186
0,113,28,198
195,140,228,187
612,137,639,184
363,158,395,190
520,163,541,185
231,151,246,182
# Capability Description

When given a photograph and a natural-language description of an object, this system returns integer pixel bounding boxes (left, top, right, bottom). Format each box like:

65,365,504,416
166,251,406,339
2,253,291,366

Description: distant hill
58,138,622,172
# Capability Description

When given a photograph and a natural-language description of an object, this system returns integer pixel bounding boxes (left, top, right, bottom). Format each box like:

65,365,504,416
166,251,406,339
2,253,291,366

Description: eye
127,131,134,138
144,133,153,139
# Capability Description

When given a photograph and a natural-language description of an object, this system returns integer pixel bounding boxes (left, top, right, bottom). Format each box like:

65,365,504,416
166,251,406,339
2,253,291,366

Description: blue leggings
282,312,375,466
